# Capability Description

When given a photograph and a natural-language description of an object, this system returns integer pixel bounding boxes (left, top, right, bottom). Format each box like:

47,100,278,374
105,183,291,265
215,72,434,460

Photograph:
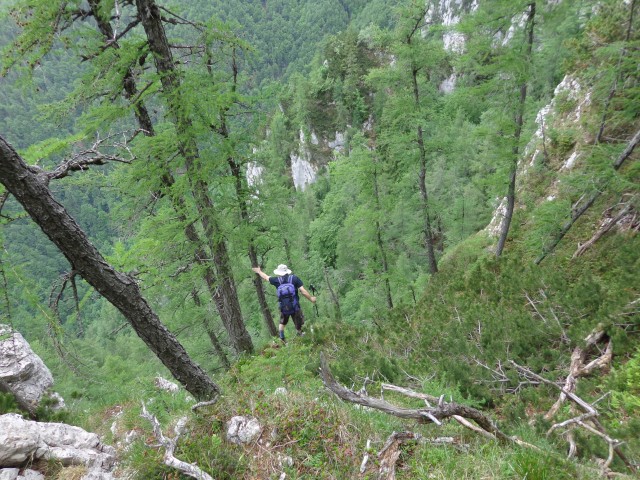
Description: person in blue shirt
252,264,316,341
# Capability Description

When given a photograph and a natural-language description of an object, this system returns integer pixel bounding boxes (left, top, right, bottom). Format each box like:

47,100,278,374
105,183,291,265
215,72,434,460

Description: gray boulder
226,416,261,445
0,413,115,472
0,325,57,413
0,469,45,480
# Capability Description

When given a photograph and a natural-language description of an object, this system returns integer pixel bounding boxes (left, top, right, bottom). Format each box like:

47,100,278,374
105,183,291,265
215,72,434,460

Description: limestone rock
0,469,46,480
0,413,115,472
226,416,261,445
154,377,179,393
0,325,56,413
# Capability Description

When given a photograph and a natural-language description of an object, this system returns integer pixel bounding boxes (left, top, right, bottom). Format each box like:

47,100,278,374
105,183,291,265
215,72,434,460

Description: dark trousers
280,309,305,331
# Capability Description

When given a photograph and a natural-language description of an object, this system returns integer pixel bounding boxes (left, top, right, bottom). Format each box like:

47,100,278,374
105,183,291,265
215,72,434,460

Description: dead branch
548,411,598,436
511,360,636,474
191,399,218,412
511,361,597,416
141,403,214,480
44,131,137,183
377,431,419,480
574,202,634,257
381,383,495,439
359,439,371,474
321,352,512,443
542,328,612,420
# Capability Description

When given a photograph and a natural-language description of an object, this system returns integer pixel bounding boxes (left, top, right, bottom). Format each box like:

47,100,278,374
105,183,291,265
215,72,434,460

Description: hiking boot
296,330,305,337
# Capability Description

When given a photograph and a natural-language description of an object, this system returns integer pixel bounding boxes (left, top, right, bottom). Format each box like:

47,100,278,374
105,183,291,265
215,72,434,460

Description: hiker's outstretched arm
252,267,270,282
299,286,316,303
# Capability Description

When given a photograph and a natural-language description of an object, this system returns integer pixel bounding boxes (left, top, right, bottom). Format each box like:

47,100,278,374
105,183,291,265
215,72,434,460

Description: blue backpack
277,275,299,315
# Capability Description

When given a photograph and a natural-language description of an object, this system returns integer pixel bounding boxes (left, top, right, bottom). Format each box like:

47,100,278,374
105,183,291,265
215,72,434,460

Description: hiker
252,264,316,341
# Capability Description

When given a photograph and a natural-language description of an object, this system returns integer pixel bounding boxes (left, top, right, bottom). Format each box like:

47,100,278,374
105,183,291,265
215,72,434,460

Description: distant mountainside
178,0,402,85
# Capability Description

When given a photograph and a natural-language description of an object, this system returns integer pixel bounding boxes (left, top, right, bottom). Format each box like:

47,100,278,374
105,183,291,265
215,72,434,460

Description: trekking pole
309,284,319,317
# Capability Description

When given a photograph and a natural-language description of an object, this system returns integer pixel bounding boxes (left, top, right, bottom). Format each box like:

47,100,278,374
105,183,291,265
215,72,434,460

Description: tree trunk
323,267,342,321
218,107,278,337
0,136,220,400
190,289,230,370
495,2,535,257
135,0,253,354
372,149,393,309
89,1,240,362
412,68,438,274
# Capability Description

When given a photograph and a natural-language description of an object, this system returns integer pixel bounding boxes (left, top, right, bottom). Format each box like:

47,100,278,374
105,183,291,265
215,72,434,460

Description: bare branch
574,202,634,257
44,131,138,183
191,399,218,412
141,403,214,480
158,5,205,31
321,352,513,443
377,432,420,480
510,361,597,415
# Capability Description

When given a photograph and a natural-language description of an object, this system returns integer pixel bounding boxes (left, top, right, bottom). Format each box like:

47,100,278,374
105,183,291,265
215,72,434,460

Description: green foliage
0,392,20,415
1,1,640,478
611,348,640,413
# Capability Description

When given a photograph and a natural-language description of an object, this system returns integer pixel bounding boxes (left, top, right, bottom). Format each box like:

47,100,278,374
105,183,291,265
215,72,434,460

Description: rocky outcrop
154,376,180,393
484,74,588,239
0,413,116,474
0,325,60,414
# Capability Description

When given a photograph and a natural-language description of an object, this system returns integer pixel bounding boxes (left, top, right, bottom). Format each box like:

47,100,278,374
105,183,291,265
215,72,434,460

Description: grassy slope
70,201,637,479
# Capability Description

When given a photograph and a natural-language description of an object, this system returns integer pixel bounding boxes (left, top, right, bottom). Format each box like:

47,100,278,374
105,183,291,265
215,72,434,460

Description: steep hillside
0,0,638,478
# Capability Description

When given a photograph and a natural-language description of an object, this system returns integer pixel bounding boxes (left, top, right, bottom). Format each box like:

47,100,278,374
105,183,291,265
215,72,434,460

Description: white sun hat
273,264,292,276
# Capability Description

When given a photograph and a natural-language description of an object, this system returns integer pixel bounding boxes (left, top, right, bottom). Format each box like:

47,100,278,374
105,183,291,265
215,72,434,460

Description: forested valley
0,0,639,478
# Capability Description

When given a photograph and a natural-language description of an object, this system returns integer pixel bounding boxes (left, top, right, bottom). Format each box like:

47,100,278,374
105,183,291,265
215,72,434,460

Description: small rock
226,416,261,445
274,387,287,396
277,453,294,468
154,377,179,393
19,470,45,480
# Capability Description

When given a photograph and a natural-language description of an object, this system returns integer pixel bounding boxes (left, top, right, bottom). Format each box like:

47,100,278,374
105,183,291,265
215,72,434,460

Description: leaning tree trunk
0,136,220,400
135,0,253,354
495,2,535,257
535,126,640,264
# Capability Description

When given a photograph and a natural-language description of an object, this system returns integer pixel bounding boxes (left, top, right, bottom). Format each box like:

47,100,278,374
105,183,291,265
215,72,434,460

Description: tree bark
372,149,393,309
0,135,220,400
495,2,535,257
216,101,277,337
190,289,230,370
